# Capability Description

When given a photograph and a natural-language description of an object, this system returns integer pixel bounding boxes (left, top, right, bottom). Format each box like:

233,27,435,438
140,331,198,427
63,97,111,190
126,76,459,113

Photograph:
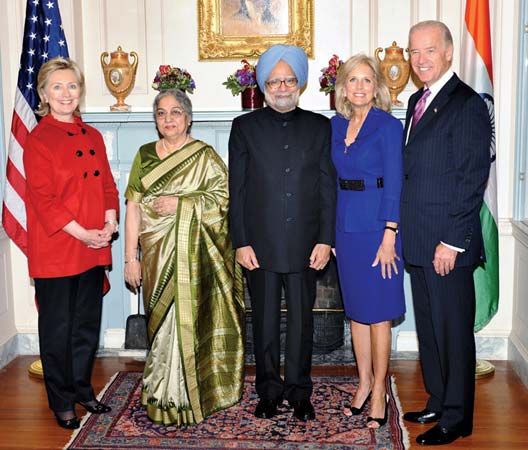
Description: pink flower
319,54,343,94
152,65,196,93
329,55,340,66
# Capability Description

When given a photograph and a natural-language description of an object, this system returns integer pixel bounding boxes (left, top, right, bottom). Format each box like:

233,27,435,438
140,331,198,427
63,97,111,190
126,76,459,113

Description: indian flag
461,0,499,332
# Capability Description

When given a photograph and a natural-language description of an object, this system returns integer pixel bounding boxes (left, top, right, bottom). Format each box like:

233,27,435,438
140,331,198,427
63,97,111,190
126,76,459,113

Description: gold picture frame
198,0,314,60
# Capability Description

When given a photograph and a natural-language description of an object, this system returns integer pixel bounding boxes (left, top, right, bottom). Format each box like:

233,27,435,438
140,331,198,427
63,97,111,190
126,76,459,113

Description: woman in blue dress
331,54,405,428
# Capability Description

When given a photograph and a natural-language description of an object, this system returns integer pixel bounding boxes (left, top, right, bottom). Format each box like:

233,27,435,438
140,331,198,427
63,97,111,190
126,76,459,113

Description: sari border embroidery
125,188,143,203
147,275,175,341
141,140,204,192
174,195,204,423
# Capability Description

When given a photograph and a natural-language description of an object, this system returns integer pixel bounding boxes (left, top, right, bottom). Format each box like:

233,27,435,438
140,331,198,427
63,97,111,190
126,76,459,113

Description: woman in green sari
124,89,245,426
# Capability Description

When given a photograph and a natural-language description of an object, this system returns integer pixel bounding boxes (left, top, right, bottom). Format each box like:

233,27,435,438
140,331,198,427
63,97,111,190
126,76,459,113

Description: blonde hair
335,54,391,119
36,57,85,117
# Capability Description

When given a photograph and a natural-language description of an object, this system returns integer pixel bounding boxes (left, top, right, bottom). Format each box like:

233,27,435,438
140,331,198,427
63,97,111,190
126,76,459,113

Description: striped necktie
411,88,431,131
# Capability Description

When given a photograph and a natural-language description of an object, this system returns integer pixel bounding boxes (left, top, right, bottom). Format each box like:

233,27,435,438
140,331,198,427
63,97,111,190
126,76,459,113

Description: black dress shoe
416,424,471,446
290,399,315,421
343,392,371,416
403,409,442,424
254,399,280,419
77,399,112,414
54,414,80,430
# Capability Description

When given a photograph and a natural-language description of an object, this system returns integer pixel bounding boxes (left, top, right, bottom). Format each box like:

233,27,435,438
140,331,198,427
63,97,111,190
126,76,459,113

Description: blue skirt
335,228,405,324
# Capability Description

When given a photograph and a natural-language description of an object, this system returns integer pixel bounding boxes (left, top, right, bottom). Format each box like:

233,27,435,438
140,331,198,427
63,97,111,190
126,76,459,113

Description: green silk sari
125,140,245,425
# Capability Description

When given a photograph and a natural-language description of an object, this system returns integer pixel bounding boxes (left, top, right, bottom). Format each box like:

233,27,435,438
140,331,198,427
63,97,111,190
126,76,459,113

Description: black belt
339,177,384,191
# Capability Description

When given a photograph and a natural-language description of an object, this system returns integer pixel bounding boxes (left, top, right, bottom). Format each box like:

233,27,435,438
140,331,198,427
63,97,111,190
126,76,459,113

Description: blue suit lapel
334,108,379,144
358,107,380,139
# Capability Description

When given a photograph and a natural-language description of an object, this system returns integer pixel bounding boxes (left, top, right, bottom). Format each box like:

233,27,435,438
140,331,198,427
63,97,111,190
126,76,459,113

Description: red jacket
24,114,119,278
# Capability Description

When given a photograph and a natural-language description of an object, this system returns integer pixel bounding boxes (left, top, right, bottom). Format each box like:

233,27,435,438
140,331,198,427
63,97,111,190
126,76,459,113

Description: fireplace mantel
82,106,407,123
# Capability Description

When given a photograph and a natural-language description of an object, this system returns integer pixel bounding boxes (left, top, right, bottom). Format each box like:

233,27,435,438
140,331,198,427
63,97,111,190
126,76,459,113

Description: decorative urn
375,41,411,106
100,46,138,111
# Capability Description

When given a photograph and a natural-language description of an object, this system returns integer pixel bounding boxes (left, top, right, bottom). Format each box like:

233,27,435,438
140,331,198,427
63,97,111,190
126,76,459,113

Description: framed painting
198,0,314,60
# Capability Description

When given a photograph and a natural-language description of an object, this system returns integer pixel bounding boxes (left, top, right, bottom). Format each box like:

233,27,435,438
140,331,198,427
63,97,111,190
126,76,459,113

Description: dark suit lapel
404,90,420,139
407,74,461,144
406,91,420,124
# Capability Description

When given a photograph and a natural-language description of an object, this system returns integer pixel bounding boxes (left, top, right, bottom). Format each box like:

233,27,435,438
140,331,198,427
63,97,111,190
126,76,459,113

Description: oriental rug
65,372,409,450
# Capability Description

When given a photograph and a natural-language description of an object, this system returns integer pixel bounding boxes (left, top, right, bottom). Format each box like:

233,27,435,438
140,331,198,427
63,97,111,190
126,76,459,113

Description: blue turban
256,45,308,92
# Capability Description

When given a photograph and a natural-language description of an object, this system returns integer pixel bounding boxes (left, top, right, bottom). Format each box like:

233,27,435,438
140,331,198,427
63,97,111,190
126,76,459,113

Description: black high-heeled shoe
343,392,371,416
54,413,80,429
77,399,112,414
367,395,389,428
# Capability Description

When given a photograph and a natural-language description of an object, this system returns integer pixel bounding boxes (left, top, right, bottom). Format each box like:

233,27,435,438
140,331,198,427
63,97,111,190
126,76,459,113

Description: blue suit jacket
400,74,492,267
331,108,403,233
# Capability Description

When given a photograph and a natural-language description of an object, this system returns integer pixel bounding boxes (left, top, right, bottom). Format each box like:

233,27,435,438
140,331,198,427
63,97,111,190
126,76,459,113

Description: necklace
161,135,189,155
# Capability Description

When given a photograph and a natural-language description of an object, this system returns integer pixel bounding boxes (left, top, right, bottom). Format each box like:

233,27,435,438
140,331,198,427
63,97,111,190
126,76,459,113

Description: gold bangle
105,220,118,226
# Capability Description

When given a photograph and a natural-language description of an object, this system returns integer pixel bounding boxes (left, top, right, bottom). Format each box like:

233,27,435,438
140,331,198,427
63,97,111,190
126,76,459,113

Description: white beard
264,90,300,113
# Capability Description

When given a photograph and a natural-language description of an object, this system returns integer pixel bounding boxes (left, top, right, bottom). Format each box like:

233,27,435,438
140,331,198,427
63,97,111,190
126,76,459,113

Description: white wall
0,0,467,118
0,0,521,357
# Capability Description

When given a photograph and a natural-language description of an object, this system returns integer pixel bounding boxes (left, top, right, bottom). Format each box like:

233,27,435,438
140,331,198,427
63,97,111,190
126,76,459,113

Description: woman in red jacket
23,58,119,429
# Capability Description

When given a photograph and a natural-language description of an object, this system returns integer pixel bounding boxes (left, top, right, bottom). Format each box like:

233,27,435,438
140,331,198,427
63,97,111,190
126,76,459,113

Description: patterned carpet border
65,372,409,450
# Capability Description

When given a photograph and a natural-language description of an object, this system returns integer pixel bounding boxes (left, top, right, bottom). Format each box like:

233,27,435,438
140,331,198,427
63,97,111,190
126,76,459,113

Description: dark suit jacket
228,106,336,273
400,74,492,267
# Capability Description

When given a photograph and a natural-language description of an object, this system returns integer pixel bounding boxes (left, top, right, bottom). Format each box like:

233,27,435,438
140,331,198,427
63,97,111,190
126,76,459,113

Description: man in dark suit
228,45,336,421
400,21,491,445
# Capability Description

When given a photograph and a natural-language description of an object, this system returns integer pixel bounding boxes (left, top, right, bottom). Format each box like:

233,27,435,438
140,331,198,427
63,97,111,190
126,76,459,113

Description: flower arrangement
319,54,343,95
152,65,196,94
223,59,258,96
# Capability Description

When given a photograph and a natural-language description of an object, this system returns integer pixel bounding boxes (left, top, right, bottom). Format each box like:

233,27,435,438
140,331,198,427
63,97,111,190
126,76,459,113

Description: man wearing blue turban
255,44,309,93
229,45,336,421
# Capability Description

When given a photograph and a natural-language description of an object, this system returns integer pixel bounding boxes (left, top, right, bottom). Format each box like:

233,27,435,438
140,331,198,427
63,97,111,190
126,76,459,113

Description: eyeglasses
156,108,185,120
265,77,298,90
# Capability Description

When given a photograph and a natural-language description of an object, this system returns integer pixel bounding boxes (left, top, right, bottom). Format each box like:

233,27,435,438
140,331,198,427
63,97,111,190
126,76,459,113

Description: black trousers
246,268,316,402
35,266,104,413
408,265,476,433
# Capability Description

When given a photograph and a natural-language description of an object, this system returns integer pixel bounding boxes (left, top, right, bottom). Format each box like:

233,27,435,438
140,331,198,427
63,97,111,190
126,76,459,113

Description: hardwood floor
0,356,527,449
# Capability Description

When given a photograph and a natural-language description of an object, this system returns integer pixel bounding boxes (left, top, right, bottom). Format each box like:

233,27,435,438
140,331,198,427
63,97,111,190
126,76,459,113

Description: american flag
2,0,69,254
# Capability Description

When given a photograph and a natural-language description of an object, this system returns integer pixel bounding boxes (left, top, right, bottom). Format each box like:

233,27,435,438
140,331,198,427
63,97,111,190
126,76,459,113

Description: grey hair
153,89,193,133
409,20,454,49
335,53,391,119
